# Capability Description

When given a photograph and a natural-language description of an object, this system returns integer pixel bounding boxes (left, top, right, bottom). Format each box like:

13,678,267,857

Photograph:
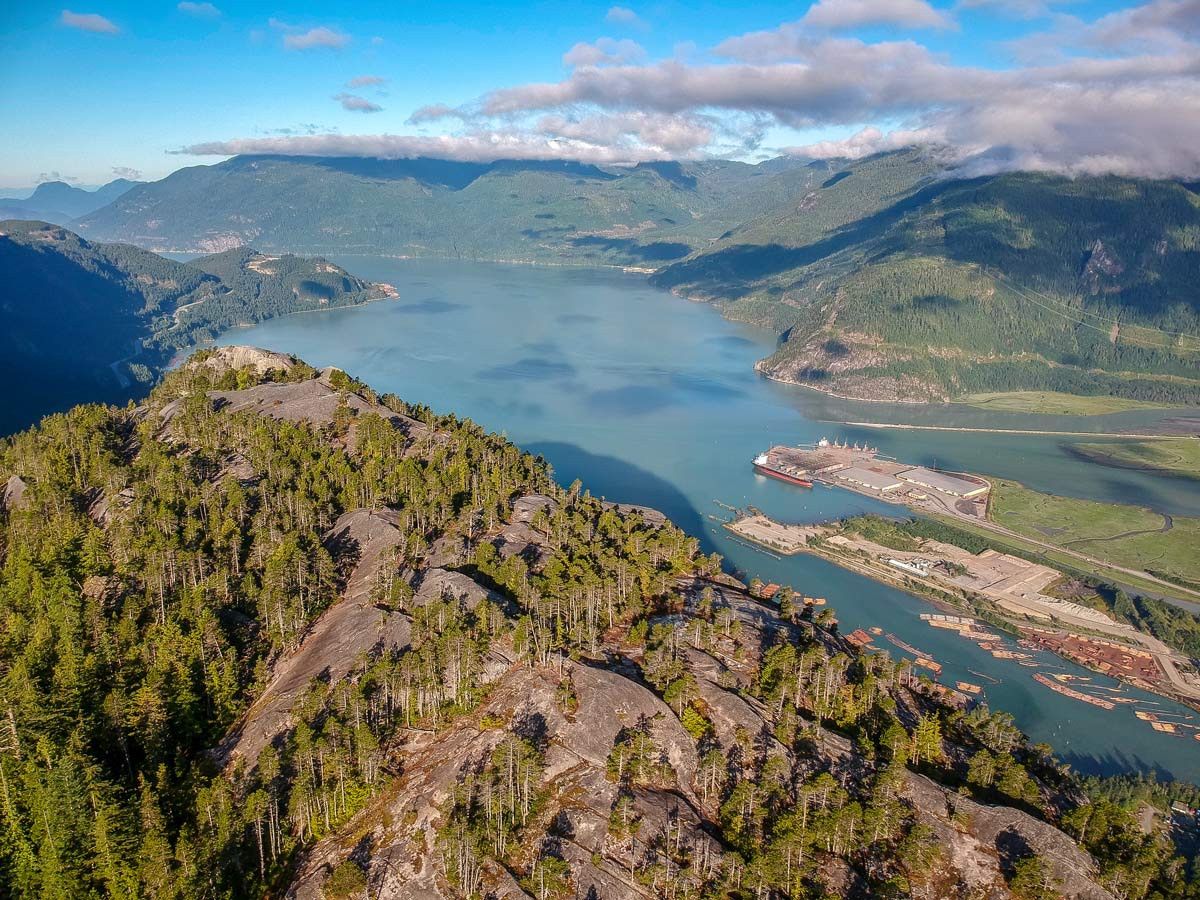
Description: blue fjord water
216,257,1200,782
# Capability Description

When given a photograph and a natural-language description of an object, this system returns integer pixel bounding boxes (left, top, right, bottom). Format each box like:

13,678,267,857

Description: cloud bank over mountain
179,0,1200,178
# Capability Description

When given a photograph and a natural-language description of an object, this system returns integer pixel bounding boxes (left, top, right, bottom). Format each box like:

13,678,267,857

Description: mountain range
0,177,141,225
70,151,1200,405
0,220,389,434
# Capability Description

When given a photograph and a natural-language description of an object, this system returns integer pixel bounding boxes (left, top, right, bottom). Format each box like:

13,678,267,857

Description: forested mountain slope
0,347,1194,900
74,154,821,264
0,221,387,434
654,159,1200,403
74,149,1200,404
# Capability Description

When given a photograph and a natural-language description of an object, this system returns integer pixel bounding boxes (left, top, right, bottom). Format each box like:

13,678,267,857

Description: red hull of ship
753,463,812,487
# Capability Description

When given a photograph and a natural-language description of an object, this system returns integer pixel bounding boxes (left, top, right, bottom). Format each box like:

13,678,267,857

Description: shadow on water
586,385,676,415
525,441,715,555
479,358,577,381
706,335,757,348
667,372,745,400
1058,748,1177,781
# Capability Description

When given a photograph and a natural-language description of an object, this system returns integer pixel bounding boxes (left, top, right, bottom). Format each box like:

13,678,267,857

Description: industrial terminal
752,438,991,518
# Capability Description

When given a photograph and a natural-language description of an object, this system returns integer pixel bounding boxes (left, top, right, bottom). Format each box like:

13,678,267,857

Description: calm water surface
217,258,1200,782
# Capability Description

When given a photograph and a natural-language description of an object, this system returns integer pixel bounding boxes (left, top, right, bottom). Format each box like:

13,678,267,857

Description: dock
750,437,990,513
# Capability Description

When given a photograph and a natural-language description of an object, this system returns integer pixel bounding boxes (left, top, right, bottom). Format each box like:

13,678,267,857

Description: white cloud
177,2,220,17
182,0,1200,179
347,74,386,88
286,27,350,50
563,38,647,67
801,0,954,30
786,125,947,159
269,19,351,50
60,10,120,34
335,93,383,113
955,0,1069,20
535,111,716,155
177,132,684,164
605,6,648,29
111,166,142,180
37,171,80,184
408,104,464,123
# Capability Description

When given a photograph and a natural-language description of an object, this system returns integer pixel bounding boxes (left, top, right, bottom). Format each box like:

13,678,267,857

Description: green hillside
655,158,1200,403
0,221,386,434
75,154,821,264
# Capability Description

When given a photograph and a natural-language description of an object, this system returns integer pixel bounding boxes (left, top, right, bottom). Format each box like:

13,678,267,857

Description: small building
760,583,780,599
888,558,932,577
896,466,989,498
834,467,903,493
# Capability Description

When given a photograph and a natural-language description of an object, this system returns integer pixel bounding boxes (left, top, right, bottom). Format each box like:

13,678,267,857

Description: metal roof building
834,467,903,492
897,466,989,498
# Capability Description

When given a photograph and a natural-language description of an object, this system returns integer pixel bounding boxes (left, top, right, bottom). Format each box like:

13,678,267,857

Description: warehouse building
897,466,989,498
834,467,903,493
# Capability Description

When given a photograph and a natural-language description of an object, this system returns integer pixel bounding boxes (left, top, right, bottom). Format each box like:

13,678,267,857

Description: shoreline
756,365,939,406
840,421,1189,439
759,369,1198,432
724,516,1200,711
156,246,665,275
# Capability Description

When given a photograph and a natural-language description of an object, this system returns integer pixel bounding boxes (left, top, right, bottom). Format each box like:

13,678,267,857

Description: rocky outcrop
216,507,412,770
284,659,713,900
904,774,1118,900
325,508,407,605
206,377,418,431
1082,240,1124,293
160,356,427,440
412,568,502,610
188,345,295,377
1,474,27,511
601,501,667,528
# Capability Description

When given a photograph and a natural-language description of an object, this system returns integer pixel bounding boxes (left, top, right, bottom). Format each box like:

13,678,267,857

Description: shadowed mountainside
0,220,388,434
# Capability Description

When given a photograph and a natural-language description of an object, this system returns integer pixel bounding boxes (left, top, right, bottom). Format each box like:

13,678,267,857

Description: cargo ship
752,452,812,487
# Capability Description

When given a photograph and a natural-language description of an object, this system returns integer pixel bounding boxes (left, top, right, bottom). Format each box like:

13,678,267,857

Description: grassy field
987,480,1200,591
1069,437,1200,480
962,391,1180,416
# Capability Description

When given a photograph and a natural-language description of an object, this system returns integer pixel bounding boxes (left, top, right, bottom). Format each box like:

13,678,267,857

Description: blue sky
1,0,1196,187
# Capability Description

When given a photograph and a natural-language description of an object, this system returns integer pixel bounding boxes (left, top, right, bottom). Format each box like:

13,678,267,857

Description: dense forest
74,154,825,266
0,350,1196,899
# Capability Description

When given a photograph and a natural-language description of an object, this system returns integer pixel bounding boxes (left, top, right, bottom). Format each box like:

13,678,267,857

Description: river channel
215,257,1200,782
